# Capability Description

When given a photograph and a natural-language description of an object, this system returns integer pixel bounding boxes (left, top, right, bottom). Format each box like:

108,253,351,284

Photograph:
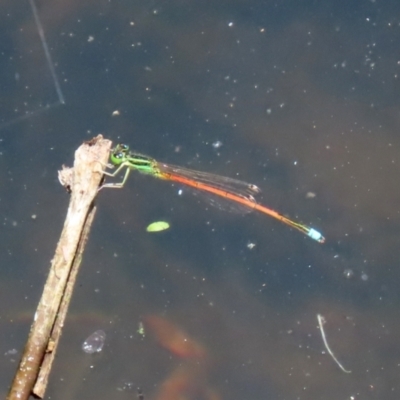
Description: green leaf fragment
146,221,170,232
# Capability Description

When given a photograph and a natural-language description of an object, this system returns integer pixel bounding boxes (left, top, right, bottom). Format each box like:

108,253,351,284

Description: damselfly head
115,143,129,153
110,151,125,165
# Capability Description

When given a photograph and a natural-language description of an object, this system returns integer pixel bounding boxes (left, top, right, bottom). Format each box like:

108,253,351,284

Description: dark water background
1,0,400,399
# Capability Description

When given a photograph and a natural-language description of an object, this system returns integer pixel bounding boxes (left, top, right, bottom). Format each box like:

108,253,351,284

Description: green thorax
110,144,159,175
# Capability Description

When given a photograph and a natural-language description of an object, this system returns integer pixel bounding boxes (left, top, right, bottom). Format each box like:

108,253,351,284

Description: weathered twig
7,135,112,400
33,205,98,397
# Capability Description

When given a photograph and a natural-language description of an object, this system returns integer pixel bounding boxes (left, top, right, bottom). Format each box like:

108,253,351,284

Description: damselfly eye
120,144,129,151
114,152,124,159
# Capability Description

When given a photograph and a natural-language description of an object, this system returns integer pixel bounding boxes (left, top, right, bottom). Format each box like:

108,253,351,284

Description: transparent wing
158,162,261,214
159,163,260,196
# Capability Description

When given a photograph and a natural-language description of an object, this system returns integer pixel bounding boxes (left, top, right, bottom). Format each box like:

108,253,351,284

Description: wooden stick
33,205,97,397
7,135,112,400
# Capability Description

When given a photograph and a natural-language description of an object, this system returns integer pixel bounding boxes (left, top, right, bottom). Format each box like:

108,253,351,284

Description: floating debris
82,329,106,354
146,221,170,232
247,242,256,250
137,321,145,338
306,191,316,199
317,314,351,373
